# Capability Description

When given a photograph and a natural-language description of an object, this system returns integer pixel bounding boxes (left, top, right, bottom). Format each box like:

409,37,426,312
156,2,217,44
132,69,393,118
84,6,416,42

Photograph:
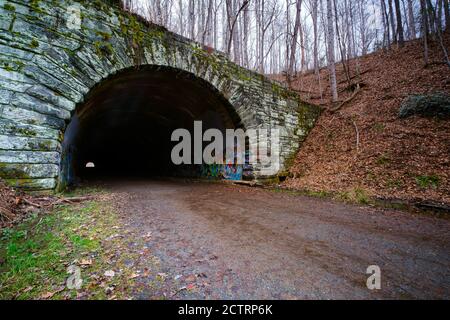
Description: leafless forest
121,0,449,100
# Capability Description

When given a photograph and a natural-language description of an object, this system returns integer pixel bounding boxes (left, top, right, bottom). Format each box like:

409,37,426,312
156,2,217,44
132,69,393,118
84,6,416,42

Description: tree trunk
388,0,398,43
444,0,450,31
288,0,303,84
311,0,319,74
326,0,338,102
394,0,405,47
420,0,429,64
407,0,417,39
188,0,195,40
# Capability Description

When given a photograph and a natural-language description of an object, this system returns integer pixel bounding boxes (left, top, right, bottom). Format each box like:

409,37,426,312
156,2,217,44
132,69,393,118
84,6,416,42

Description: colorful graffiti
201,163,222,179
222,163,243,180
199,163,243,181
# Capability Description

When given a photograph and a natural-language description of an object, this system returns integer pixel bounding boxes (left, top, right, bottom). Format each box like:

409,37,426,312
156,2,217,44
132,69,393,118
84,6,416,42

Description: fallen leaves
281,34,450,204
80,259,93,266
40,291,56,300
128,273,140,280
39,287,65,300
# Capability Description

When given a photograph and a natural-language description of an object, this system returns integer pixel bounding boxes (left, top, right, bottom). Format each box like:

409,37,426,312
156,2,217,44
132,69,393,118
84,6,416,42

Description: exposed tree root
331,84,361,112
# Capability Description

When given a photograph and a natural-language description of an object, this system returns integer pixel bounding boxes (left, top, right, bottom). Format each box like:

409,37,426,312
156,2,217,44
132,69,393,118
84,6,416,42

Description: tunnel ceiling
77,66,239,132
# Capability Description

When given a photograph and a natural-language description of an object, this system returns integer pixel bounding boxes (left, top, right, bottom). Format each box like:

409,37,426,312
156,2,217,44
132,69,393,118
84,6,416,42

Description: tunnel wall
0,0,321,189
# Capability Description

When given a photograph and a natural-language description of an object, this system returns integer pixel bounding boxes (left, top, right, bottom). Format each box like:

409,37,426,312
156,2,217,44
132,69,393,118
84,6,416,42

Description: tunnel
59,65,244,186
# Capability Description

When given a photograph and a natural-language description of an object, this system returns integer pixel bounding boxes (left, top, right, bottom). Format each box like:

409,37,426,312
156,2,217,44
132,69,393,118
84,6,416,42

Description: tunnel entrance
59,66,243,187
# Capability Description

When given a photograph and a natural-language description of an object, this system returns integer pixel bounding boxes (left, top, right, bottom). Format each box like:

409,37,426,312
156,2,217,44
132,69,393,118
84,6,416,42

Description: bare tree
381,0,392,49
309,0,320,74
388,0,398,43
326,0,338,102
394,0,405,47
420,0,429,64
226,0,250,59
287,0,303,85
444,0,450,31
188,0,196,40
124,0,444,79
406,0,417,39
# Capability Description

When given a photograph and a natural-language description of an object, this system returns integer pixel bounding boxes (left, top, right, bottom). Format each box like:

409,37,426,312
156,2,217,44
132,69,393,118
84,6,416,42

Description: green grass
271,186,373,205
270,187,331,199
0,195,140,300
336,188,371,205
415,175,440,189
59,186,105,197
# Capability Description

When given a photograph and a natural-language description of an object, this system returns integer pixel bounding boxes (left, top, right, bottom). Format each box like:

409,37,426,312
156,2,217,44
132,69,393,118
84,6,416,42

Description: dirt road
105,179,449,299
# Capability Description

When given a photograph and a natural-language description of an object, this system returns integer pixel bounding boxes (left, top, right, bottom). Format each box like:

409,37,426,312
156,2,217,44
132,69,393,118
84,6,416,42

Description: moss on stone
30,39,39,48
94,40,114,58
3,3,16,12
0,164,31,180
14,127,38,137
96,30,112,41
30,0,45,14
1,59,25,72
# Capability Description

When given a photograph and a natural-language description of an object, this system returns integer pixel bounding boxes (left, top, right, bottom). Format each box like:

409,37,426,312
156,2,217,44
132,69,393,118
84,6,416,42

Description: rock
104,270,115,277
399,93,450,119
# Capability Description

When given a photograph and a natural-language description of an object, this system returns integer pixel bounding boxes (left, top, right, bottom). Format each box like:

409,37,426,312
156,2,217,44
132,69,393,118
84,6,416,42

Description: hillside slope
280,36,450,205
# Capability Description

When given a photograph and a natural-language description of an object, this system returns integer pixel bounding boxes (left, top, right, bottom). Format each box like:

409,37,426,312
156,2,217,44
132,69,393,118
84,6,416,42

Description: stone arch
0,0,321,189
59,64,247,187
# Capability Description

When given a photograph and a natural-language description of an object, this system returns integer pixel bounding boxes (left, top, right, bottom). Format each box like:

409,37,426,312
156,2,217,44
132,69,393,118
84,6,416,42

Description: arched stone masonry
0,0,321,189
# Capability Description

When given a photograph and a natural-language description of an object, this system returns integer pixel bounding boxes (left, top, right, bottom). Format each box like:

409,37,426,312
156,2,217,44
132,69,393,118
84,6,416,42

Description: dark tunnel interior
60,66,241,186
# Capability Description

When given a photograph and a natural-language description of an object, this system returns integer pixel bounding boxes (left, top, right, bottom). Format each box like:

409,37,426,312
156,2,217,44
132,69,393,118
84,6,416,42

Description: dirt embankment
277,34,450,205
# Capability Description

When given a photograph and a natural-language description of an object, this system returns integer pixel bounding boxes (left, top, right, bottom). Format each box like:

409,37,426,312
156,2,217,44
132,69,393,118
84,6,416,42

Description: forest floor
274,34,450,207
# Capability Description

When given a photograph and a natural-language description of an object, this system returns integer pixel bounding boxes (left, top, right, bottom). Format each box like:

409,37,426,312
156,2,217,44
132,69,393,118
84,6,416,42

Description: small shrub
337,188,371,205
354,188,370,204
376,154,390,166
415,175,440,189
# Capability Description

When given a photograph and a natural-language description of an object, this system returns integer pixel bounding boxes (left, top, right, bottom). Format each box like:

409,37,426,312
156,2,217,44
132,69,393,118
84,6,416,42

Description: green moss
14,127,38,137
0,164,32,180
1,59,25,72
95,30,112,41
3,3,16,11
117,14,147,65
94,40,114,58
38,140,54,150
30,0,44,14
30,39,39,49
2,63,14,72
8,13,16,32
